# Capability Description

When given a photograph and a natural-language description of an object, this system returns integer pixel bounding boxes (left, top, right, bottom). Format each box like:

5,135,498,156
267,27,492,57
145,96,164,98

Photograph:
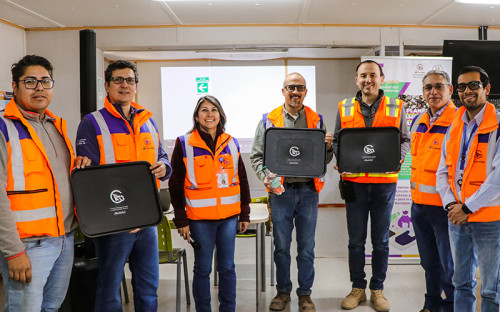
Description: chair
157,214,191,312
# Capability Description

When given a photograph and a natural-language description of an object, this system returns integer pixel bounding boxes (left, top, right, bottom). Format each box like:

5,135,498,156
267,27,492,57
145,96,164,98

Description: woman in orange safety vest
169,95,251,312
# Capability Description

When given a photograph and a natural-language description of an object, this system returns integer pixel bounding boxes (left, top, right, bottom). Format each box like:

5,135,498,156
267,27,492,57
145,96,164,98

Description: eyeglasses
423,83,448,92
456,81,483,92
19,78,54,89
284,85,306,92
110,76,137,85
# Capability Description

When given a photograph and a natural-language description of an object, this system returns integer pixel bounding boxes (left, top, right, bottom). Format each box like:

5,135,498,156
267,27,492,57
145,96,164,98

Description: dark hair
11,55,53,82
457,65,490,86
105,60,139,83
189,95,227,133
356,60,384,77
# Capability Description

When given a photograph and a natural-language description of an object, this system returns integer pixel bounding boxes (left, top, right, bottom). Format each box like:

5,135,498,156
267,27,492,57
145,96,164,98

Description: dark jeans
412,202,454,312
94,227,159,312
270,182,319,296
345,182,396,290
190,217,238,312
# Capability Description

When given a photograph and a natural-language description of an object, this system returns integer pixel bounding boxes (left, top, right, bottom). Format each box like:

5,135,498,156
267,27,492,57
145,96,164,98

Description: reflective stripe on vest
0,117,58,223
0,116,25,190
92,110,159,164
14,206,57,223
410,181,438,194
340,98,355,117
92,111,116,164
184,133,197,188
184,133,239,187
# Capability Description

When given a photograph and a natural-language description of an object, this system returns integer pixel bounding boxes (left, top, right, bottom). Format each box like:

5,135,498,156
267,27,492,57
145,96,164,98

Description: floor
0,208,450,311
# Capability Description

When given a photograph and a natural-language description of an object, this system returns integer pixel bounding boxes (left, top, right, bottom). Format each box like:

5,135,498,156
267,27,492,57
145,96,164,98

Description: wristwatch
461,204,472,214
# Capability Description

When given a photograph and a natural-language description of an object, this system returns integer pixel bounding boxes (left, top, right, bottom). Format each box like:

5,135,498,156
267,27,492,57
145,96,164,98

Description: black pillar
80,29,97,119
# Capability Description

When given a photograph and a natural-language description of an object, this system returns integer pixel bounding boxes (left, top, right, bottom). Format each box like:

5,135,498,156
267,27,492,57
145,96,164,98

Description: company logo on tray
363,145,375,154
289,146,300,157
110,190,125,204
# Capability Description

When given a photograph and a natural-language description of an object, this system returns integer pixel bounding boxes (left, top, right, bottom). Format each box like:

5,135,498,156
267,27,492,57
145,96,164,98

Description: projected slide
161,66,315,152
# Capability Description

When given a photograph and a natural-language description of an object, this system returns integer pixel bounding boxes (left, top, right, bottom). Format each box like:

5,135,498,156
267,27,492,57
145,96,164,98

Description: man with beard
250,72,334,312
332,60,410,312
437,65,500,312
410,70,455,312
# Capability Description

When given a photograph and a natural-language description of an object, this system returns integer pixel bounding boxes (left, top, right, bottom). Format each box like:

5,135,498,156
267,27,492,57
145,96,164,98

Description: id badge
216,169,229,188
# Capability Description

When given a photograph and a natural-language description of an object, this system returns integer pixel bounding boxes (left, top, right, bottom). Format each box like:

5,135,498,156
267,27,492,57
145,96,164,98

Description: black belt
283,180,314,189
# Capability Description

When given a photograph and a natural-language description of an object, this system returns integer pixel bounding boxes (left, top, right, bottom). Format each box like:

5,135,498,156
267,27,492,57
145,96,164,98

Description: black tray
264,127,327,178
71,161,162,237
337,127,401,173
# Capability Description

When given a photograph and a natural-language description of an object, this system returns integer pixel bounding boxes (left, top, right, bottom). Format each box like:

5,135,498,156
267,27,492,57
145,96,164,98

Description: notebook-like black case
337,127,401,173
71,161,162,237
264,127,327,178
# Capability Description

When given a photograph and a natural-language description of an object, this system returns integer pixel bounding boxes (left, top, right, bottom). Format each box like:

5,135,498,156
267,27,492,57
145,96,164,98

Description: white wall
137,59,358,203
26,30,81,140
0,23,25,92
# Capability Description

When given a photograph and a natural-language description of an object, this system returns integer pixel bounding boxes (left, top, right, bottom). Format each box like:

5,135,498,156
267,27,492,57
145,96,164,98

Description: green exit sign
196,77,209,93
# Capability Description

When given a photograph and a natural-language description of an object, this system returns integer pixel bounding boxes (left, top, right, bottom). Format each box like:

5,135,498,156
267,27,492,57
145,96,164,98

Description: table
249,203,270,310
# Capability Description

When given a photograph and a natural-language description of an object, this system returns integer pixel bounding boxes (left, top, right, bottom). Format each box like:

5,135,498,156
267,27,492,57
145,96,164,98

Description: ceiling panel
425,3,500,26
4,0,177,27
306,0,455,25
166,0,305,24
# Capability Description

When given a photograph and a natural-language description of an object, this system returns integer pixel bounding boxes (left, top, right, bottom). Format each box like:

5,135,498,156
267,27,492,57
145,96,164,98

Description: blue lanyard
459,123,478,172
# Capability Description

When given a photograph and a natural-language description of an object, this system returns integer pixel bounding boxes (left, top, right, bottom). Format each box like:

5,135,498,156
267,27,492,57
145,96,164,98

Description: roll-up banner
361,56,453,263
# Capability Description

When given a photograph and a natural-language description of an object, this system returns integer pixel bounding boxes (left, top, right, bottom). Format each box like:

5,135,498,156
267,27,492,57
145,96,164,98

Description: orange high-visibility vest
444,103,500,222
89,97,159,166
263,105,326,193
338,96,402,183
180,130,241,220
410,101,456,206
0,99,75,238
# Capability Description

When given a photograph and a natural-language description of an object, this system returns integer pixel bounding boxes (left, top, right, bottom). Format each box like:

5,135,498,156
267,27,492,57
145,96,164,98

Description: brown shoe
298,295,316,312
341,288,366,309
370,290,390,312
269,292,291,311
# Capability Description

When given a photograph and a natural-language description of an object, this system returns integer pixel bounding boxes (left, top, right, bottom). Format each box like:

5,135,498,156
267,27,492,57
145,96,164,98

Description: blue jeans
269,182,319,296
0,232,74,312
190,217,238,312
448,220,500,312
93,227,159,312
412,202,454,312
345,182,396,290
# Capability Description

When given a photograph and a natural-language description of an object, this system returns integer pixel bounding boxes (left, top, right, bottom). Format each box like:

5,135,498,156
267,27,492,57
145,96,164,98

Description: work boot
341,287,366,309
298,295,316,312
269,291,291,311
370,290,390,312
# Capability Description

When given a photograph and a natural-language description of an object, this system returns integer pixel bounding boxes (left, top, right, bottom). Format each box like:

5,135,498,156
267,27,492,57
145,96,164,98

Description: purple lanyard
459,123,478,172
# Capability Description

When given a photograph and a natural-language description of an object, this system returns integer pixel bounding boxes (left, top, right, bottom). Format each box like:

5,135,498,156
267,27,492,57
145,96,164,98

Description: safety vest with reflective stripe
263,105,325,193
338,96,402,183
180,130,241,220
86,97,159,166
444,103,500,222
0,99,75,238
410,101,456,206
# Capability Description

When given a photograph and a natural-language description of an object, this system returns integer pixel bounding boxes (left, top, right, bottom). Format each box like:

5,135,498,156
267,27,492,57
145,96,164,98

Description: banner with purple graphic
0,91,13,110
361,56,453,263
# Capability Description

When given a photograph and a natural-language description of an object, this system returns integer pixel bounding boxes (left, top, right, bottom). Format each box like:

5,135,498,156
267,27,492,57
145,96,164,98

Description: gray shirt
250,104,334,183
332,90,411,161
0,104,75,258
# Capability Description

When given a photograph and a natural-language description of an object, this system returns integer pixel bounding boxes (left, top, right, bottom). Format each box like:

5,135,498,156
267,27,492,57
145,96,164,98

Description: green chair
157,214,191,312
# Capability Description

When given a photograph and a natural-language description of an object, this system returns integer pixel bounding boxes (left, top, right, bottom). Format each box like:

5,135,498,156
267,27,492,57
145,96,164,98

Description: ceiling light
455,0,500,4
